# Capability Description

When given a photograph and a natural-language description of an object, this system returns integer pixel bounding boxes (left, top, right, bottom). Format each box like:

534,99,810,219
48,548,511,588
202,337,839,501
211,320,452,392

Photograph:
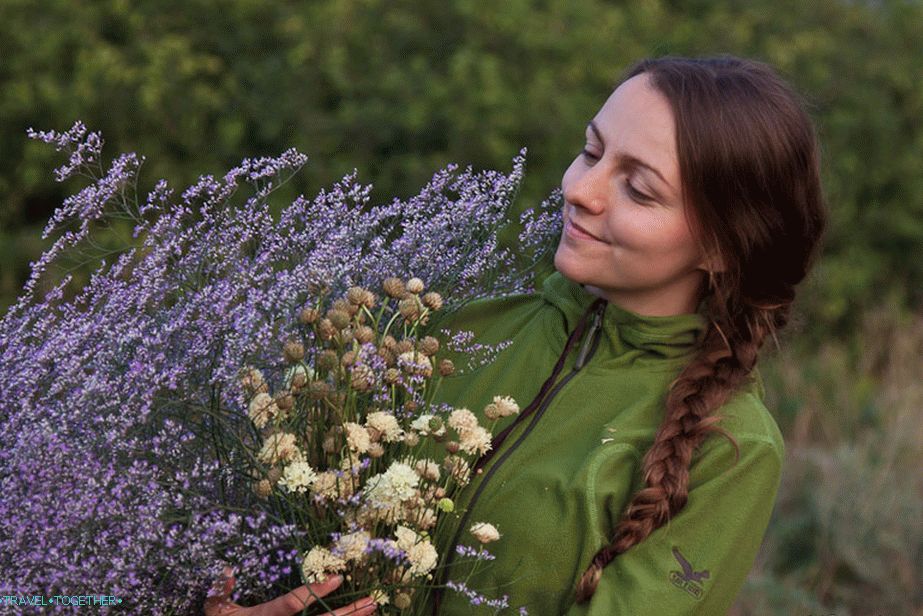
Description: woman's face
554,73,714,317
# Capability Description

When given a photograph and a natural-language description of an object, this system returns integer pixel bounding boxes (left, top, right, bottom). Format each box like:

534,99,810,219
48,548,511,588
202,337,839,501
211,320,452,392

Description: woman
206,54,826,615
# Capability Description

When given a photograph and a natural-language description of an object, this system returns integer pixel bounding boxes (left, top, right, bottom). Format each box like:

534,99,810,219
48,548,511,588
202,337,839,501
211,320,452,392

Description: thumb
209,566,236,600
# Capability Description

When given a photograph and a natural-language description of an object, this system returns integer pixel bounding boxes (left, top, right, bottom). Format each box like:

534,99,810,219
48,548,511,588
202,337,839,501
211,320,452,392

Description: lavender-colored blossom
0,121,561,613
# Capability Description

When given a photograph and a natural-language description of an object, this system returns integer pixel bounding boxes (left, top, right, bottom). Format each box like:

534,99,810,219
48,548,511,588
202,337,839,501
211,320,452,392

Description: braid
573,295,788,604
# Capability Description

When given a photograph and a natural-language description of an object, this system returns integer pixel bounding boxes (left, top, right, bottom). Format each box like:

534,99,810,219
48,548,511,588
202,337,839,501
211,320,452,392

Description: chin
553,245,592,285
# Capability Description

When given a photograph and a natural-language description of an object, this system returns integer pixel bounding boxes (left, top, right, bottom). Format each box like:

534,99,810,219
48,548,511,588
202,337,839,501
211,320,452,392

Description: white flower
366,411,404,442
410,414,445,437
493,395,520,417
370,589,390,606
258,432,301,465
392,525,439,577
301,546,346,583
278,460,317,493
364,461,420,508
335,529,371,563
469,522,501,544
448,408,478,432
344,422,371,454
414,458,440,482
458,425,492,456
248,392,278,429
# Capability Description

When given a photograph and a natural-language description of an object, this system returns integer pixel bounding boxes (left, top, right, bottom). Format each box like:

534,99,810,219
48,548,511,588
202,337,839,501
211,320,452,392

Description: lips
565,212,606,243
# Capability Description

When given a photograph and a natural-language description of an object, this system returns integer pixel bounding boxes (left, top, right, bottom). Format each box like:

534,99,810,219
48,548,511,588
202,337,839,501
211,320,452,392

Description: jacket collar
541,270,708,360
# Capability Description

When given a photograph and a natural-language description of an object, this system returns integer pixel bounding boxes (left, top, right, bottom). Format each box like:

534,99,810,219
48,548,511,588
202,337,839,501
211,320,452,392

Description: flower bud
327,309,351,330
346,286,366,305
403,432,420,447
434,486,446,499
318,318,336,340
299,306,319,325
398,297,420,321
367,442,385,458
417,336,439,356
318,350,338,370
421,292,443,311
283,339,305,363
436,497,454,513
404,399,419,413
438,358,455,377
253,479,272,499
444,441,460,454
393,592,412,609
266,467,283,483
382,277,405,298
274,391,294,411
354,325,375,344
406,277,425,294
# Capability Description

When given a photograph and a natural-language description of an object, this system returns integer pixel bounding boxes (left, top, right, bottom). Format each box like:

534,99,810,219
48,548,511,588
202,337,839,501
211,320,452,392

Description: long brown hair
574,55,827,603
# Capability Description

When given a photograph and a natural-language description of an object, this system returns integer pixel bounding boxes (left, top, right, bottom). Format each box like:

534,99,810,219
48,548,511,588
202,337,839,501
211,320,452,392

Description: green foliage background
2,1,921,614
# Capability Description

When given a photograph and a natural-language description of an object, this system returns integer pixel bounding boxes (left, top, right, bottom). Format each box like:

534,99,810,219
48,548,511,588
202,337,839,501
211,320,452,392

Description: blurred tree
1,0,921,346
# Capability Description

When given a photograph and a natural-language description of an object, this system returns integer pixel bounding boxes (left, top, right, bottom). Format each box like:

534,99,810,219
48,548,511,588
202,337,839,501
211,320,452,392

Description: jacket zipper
432,299,607,613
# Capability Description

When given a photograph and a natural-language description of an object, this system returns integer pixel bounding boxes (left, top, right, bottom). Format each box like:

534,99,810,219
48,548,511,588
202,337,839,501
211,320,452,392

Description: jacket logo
669,546,709,599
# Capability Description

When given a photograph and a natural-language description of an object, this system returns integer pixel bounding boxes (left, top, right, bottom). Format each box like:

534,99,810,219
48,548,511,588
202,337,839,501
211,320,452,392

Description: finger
265,574,344,616
204,567,240,615
329,596,378,616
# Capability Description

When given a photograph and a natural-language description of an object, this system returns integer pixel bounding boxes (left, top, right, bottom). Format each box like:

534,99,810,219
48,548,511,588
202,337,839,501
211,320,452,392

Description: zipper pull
574,303,605,370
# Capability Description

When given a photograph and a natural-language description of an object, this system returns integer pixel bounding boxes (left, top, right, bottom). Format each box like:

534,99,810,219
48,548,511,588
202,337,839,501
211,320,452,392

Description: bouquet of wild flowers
0,121,561,614
225,275,528,614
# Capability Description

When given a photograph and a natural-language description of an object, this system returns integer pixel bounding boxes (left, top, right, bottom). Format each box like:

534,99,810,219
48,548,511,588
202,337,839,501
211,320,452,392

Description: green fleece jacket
424,270,785,616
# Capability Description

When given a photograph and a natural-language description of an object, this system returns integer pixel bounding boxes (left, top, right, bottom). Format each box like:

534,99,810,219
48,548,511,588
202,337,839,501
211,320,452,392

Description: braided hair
574,55,827,604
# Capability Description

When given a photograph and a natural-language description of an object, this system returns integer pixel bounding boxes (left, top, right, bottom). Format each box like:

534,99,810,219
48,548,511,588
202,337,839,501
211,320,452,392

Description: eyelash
580,149,652,202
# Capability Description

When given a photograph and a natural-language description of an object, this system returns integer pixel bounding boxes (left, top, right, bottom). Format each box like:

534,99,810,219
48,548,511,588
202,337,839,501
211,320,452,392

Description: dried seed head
434,486,446,499
395,339,414,355
367,442,385,458
316,350,337,371
398,297,420,320
253,479,273,499
421,292,443,311
354,325,375,344
382,277,405,298
445,441,460,454
274,391,294,411
406,277,425,294
404,399,419,413
366,426,383,442
350,365,375,391
334,328,354,346
484,403,500,421
384,367,401,384
283,339,305,363
377,346,396,367
266,467,283,483
341,351,357,367
318,318,336,340
360,289,377,308
382,335,398,350
393,592,412,609
438,358,455,377
299,306,319,325
308,380,331,400
403,432,420,447
327,309,351,330
346,286,366,305
417,336,439,356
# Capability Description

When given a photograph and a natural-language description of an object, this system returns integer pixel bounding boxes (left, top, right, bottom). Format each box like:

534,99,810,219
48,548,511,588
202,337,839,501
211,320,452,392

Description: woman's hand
204,566,378,616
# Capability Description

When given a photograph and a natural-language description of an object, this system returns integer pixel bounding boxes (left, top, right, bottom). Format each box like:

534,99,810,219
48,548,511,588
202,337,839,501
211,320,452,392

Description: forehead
591,74,679,187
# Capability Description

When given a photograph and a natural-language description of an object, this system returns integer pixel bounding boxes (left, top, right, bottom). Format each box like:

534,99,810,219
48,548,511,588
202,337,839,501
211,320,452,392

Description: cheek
612,212,700,262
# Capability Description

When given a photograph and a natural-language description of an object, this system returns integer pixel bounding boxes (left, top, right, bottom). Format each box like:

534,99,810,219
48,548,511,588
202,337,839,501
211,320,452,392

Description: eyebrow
587,120,673,194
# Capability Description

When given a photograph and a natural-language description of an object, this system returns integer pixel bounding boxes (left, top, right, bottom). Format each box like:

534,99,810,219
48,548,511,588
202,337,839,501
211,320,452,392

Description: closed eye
625,179,652,202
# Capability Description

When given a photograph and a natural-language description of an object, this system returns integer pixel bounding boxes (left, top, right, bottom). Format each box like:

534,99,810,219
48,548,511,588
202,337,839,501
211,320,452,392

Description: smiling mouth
564,213,606,243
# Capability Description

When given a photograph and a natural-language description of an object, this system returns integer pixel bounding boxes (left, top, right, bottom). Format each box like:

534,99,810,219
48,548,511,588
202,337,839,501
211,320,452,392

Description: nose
563,161,608,216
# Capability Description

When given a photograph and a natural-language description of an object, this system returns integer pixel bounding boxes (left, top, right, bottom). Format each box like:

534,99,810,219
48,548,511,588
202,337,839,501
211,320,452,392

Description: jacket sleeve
563,433,784,616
